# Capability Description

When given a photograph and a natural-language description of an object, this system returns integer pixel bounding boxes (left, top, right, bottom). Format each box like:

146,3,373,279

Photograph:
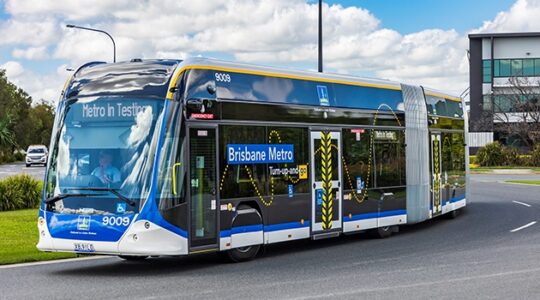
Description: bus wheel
226,244,261,263
118,255,148,261
369,226,393,239
446,209,459,219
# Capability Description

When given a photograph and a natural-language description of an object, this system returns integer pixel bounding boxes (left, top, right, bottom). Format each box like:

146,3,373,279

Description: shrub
13,151,25,161
530,144,540,167
469,155,477,165
502,146,522,166
476,142,506,166
0,174,43,211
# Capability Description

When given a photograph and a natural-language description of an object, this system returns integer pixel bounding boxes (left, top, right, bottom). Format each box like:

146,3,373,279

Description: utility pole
318,0,323,73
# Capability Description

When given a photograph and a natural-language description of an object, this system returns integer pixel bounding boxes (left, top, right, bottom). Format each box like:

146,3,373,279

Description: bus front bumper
37,217,188,256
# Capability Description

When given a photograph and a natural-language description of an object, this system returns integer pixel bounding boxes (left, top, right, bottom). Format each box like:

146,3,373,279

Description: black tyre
446,209,459,219
25,164,30,167
226,244,261,263
369,226,392,239
118,255,149,261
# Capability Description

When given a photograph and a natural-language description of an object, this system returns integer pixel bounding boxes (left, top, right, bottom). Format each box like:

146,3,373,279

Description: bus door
310,130,343,233
430,133,443,216
188,126,219,250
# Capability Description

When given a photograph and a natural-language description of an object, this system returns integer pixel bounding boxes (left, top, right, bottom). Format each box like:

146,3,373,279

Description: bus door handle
172,162,182,195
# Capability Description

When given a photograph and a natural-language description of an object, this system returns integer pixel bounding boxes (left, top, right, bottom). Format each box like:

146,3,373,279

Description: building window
482,95,492,111
535,59,540,75
523,59,535,76
482,60,492,83
493,58,540,77
499,59,511,77
511,59,523,76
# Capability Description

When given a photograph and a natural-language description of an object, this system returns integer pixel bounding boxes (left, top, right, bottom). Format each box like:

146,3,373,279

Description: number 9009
215,72,231,83
102,216,130,226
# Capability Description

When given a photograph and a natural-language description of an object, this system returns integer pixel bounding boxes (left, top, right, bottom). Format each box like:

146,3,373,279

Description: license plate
74,242,95,253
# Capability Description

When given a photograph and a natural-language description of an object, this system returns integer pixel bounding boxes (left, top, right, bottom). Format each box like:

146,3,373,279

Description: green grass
470,166,540,172
0,209,76,265
505,180,540,185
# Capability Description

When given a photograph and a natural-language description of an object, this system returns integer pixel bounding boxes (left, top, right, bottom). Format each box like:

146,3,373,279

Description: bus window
342,128,373,195
267,127,310,195
373,130,405,187
220,125,268,199
157,102,186,209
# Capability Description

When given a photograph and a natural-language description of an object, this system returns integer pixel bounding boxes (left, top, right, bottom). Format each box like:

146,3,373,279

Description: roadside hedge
0,174,43,211
476,142,540,167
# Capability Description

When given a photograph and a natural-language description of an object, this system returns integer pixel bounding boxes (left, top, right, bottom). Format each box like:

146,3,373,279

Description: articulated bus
37,58,469,261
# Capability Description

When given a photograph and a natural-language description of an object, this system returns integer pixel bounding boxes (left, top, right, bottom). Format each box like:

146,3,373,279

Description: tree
0,69,55,162
491,76,540,148
0,113,15,149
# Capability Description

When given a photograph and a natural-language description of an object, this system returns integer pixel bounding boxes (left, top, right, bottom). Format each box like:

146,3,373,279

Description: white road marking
0,255,110,269
512,200,532,207
510,221,537,233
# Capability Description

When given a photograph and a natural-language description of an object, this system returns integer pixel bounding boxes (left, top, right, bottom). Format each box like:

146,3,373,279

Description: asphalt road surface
0,162,45,180
1,174,539,299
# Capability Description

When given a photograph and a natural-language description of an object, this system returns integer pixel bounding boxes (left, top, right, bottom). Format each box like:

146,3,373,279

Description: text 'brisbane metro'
227,144,294,164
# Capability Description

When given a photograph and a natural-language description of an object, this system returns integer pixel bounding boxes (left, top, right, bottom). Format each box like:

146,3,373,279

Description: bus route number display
227,144,294,164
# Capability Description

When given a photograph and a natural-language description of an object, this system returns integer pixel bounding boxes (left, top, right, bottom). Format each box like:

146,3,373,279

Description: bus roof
65,59,180,99
65,57,460,103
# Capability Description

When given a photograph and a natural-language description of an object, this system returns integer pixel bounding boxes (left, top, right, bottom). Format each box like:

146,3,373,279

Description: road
0,162,45,180
0,174,539,299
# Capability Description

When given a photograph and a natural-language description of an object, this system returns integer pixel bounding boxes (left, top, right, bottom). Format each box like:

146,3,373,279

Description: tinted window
220,125,267,199
373,130,405,187
342,129,373,200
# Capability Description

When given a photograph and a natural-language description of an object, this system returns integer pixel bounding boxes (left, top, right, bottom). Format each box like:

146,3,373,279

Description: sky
0,0,539,104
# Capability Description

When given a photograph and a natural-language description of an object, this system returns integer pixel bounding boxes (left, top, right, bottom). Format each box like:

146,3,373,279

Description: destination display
69,98,159,123
227,144,294,164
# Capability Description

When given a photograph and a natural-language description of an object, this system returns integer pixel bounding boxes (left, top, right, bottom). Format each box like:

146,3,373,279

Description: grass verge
505,180,540,186
0,209,76,265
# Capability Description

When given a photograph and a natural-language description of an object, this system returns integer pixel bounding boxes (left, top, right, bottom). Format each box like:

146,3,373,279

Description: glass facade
484,58,540,80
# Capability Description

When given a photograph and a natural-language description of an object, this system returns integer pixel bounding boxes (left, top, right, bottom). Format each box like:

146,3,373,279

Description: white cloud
0,61,24,78
2,0,540,101
12,46,48,60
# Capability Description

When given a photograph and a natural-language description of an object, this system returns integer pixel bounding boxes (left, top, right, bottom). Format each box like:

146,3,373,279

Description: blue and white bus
37,58,468,261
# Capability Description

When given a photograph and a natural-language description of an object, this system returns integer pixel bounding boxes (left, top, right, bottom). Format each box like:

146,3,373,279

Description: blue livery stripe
221,221,310,237
264,221,310,232
450,195,465,203
220,224,264,237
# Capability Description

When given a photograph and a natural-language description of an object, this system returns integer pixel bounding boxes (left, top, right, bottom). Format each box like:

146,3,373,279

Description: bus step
312,231,340,240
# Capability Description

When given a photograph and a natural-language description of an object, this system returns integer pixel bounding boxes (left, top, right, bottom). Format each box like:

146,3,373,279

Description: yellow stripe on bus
424,91,461,102
166,65,402,99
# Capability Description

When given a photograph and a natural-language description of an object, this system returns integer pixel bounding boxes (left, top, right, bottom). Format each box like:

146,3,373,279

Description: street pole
318,0,323,73
66,24,116,63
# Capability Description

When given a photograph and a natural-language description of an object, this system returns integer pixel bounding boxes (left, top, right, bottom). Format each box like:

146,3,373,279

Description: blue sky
0,0,536,101
326,0,516,34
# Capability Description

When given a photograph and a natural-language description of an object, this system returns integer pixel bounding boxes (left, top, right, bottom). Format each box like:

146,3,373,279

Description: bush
502,146,522,166
530,144,540,167
13,151,25,161
469,155,477,165
0,174,43,211
476,142,507,166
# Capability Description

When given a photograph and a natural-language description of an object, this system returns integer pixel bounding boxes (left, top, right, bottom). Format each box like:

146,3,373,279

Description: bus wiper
45,193,106,204
74,187,136,206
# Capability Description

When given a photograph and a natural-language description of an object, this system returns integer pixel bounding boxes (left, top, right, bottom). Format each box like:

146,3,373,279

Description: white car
25,145,48,167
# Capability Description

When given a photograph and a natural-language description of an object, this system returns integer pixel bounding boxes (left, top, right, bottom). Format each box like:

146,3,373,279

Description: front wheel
226,244,261,263
25,164,30,167
118,255,148,261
